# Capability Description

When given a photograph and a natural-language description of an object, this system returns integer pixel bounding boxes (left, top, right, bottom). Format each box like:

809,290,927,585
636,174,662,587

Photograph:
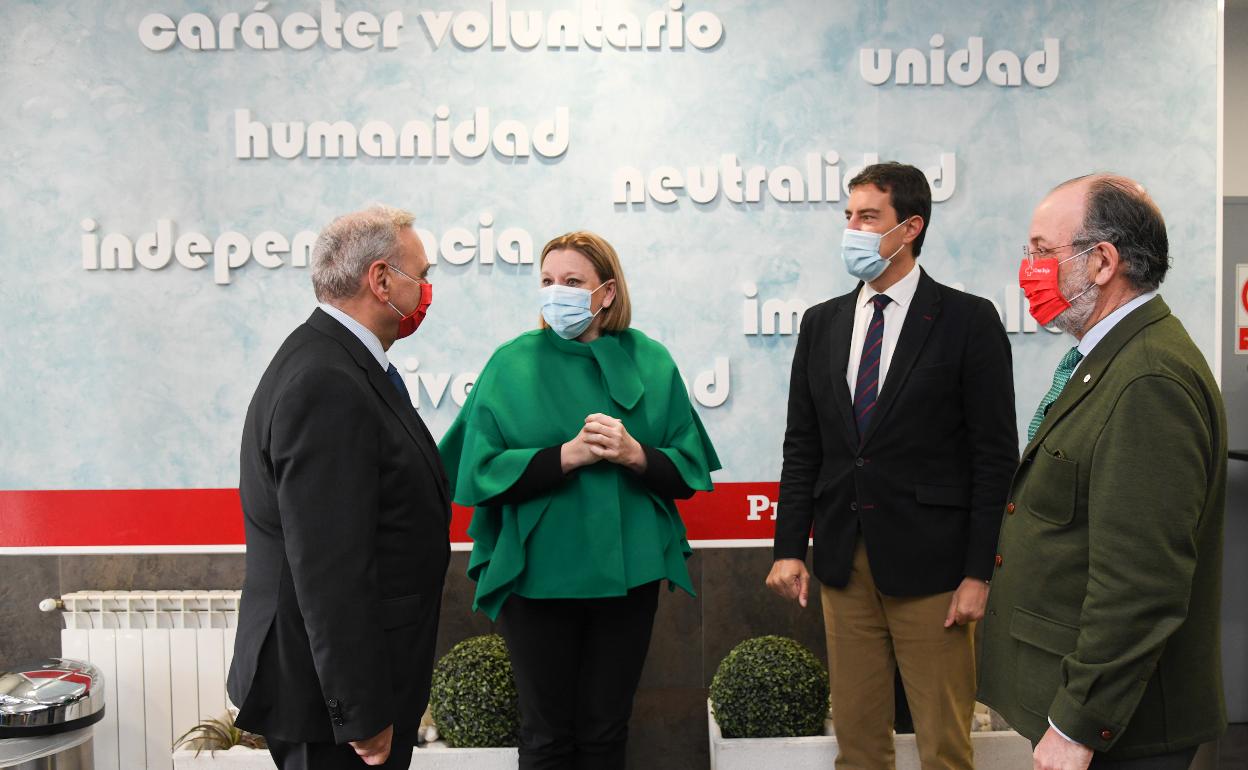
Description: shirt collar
859,261,921,310
318,302,390,371
1076,291,1157,359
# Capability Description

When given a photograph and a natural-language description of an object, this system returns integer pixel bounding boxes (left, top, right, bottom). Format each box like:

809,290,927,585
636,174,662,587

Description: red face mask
391,282,432,339
1018,244,1095,326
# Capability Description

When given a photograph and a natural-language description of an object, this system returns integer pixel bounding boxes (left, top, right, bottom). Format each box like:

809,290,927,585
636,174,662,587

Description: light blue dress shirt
317,303,390,372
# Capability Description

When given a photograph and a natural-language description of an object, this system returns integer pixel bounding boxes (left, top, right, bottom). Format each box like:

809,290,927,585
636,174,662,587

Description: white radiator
55,590,240,770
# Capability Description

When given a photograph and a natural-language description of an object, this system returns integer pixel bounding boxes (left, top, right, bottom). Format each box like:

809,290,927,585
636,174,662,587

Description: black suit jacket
774,269,1017,595
227,308,451,744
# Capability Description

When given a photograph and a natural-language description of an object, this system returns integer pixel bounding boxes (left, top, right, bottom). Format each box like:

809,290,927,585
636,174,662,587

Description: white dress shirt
845,262,922,398
1072,291,1158,373
318,302,390,372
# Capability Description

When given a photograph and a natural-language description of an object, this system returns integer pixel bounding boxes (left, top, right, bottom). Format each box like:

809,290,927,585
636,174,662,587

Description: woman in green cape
439,231,720,769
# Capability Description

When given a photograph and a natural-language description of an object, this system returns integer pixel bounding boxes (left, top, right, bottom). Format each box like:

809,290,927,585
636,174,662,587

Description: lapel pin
1083,374,1091,383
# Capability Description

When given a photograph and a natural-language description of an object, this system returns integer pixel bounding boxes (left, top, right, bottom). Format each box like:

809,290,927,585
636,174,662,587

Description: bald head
1049,173,1170,291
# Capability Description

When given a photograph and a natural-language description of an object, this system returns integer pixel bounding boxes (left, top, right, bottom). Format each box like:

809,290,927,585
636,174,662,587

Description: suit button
1006,502,1016,514
850,502,858,511
994,554,1003,567
1100,729,1113,741
855,457,865,468
327,699,340,709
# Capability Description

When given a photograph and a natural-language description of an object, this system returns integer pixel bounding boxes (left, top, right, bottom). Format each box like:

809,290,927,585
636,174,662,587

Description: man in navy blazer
228,206,450,769
767,163,1018,770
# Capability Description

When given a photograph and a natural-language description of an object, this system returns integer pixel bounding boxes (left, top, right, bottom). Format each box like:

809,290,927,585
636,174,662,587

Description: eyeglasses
387,263,429,285
1022,241,1094,266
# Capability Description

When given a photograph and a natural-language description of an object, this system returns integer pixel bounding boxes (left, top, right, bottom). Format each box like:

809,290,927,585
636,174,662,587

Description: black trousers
499,581,661,770
1088,746,1198,770
265,733,414,770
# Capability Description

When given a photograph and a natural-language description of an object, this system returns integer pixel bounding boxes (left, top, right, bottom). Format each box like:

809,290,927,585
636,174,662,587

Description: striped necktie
853,294,893,438
1027,347,1083,441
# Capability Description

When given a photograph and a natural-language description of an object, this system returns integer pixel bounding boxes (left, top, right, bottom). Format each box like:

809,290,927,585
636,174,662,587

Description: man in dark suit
979,174,1226,770
767,162,1018,770
227,206,451,769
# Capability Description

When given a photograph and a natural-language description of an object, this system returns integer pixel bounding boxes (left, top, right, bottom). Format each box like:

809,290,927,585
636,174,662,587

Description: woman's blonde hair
539,231,632,332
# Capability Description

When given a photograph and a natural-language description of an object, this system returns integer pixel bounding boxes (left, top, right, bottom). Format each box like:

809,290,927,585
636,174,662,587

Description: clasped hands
561,413,646,474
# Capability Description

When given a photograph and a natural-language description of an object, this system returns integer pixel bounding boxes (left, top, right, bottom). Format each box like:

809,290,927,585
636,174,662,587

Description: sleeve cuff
1047,717,1080,746
637,444,695,500
1048,686,1125,752
773,542,808,562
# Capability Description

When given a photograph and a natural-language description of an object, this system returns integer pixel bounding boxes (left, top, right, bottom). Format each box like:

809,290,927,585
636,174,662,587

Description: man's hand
944,577,989,627
765,558,811,608
1033,726,1093,770
349,724,393,766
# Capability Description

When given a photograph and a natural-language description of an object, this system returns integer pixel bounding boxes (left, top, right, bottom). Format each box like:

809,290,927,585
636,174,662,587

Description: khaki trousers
821,540,976,770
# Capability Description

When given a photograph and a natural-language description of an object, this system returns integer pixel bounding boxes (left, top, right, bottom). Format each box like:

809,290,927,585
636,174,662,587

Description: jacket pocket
1010,607,1079,717
379,593,423,630
914,483,970,508
1021,447,1078,526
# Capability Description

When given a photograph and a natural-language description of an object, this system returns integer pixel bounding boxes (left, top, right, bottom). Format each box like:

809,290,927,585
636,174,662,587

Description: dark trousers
499,581,661,770
1088,746,1198,770
265,733,414,770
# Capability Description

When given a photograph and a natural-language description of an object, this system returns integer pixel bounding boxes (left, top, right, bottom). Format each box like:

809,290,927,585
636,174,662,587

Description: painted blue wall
0,0,1219,489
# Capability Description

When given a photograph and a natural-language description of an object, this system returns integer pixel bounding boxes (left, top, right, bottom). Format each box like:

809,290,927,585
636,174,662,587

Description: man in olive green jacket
978,174,1226,770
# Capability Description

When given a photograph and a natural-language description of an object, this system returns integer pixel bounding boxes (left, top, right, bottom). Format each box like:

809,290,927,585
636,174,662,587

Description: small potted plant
707,635,1033,770
171,711,273,769
414,633,519,768
707,635,834,768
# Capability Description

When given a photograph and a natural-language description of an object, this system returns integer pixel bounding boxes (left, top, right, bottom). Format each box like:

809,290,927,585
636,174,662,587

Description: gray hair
1059,174,1170,292
311,205,417,302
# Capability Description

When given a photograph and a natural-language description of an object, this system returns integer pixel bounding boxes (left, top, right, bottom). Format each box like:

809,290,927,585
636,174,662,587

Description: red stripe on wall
0,483,784,549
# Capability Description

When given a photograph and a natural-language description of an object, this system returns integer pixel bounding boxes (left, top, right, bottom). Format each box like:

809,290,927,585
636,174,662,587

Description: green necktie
1027,347,1084,441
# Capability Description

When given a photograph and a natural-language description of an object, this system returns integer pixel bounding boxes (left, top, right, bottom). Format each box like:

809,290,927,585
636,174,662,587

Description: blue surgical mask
841,218,910,281
540,282,608,340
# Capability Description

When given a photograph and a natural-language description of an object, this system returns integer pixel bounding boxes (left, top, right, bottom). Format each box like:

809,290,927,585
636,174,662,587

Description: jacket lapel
307,309,451,509
1022,296,1171,459
364,364,451,505
859,269,941,448
826,292,860,446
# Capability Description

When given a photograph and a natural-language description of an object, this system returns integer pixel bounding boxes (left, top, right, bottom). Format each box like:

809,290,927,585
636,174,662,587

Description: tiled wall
0,548,826,769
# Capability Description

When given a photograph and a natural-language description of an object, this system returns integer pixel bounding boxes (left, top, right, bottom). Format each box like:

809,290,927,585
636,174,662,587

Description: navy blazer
774,268,1018,595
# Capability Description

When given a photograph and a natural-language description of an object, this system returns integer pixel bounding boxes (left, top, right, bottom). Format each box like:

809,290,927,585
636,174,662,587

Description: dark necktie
386,363,413,405
853,294,893,437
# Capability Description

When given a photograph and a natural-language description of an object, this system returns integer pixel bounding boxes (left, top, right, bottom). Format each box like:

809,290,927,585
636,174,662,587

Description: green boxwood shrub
429,634,520,747
709,635,829,738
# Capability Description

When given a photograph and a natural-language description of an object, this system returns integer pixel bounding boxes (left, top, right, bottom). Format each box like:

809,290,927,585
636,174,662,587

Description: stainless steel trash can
0,659,104,769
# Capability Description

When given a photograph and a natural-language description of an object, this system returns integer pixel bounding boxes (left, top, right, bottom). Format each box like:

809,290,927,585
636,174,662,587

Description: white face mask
841,218,909,281
540,282,607,339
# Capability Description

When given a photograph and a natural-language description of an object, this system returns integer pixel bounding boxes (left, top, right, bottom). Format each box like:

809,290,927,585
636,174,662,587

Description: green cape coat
439,327,720,620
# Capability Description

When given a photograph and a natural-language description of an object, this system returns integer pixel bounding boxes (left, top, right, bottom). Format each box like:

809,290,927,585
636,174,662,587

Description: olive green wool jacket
978,296,1227,758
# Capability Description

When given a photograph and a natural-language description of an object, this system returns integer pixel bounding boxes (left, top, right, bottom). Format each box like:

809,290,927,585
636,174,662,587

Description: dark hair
847,162,932,256
1061,174,1170,291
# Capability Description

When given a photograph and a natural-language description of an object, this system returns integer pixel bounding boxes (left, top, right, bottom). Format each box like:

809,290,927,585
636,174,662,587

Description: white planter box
172,746,277,769
172,742,518,769
708,702,1033,770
